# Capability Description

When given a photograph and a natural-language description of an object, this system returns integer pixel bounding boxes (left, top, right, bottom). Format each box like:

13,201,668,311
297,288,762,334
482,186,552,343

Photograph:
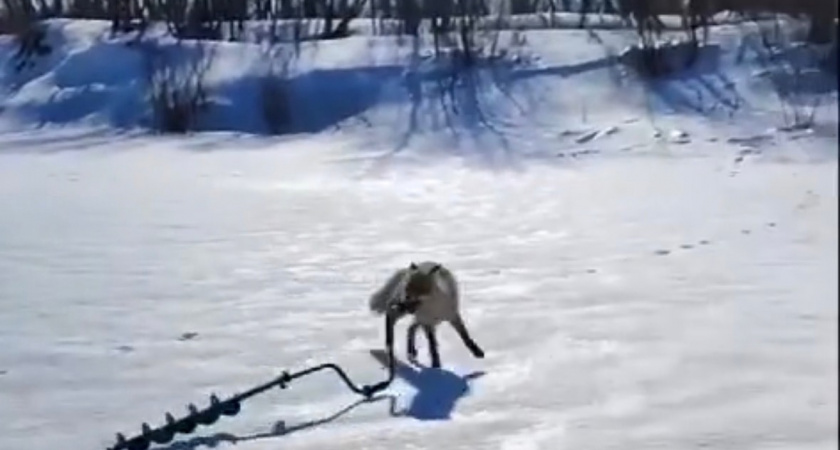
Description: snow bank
0,20,409,134
0,17,836,159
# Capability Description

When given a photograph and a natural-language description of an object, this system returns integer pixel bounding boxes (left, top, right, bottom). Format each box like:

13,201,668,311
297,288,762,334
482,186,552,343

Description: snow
0,15,837,450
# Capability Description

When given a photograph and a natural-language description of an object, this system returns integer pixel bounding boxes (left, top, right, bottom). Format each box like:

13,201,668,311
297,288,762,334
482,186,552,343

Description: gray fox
369,261,484,368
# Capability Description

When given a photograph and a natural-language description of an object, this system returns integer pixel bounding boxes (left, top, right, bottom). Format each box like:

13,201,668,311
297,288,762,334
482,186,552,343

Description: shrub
139,41,215,133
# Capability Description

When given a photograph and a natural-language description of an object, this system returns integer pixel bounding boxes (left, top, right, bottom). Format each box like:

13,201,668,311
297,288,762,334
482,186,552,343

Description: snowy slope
0,15,837,450
1,18,836,151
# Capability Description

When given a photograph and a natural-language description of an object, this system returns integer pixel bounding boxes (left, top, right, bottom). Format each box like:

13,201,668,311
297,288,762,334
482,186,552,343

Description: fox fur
369,261,484,368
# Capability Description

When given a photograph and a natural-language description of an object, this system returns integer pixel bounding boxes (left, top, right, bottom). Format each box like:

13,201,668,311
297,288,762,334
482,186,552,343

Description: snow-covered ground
0,16,837,450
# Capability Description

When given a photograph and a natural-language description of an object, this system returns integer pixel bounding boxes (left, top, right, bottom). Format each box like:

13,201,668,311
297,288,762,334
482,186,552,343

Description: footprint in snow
669,130,691,144
116,345,134,353
601,126,620,137
654,239,717,256
558,149,601,158
559,129,587,138
575,130,600,144
179,332,199,341
570,126,620,144
0,370,7,376
796,190,819,211
734,148,762,163
727,134,774,147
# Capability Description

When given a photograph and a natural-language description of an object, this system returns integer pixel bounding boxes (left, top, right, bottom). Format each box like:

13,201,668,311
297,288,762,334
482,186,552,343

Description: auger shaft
106,310,399,450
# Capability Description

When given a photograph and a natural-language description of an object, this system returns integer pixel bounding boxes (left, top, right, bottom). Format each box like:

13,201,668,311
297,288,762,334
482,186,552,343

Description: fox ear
409,262,418,270
429,264,442,275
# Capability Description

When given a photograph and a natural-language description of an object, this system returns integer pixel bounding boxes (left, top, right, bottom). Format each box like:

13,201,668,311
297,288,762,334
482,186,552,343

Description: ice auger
105,303,405,450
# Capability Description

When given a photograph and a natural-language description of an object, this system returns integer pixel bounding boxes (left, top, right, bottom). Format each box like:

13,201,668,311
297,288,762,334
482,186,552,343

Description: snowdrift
0,16,835,151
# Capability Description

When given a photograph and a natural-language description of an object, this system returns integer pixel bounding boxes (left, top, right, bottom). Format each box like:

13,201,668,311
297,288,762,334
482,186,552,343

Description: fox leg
449,315,485,359
406,321,420,361
423,324,441,368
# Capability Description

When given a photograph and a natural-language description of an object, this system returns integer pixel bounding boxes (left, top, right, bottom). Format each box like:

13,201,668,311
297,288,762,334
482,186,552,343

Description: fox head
395,262,441,313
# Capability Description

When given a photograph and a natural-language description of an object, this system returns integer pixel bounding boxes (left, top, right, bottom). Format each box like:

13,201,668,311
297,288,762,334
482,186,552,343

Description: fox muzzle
388,298,421,316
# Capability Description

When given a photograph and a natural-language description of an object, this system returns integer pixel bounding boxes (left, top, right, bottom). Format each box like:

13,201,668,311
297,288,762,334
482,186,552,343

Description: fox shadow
383,353,485,421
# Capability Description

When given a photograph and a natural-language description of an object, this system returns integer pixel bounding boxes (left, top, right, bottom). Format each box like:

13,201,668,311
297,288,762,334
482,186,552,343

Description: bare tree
743,14,836,130
321,0,368,39
2,0,52,72
703,0,837,44
258,44,297,134
68,0,109,19
139,39,215,133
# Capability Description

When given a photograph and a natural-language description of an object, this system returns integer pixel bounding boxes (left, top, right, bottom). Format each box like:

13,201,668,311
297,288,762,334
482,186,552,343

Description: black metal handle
106,313,398,450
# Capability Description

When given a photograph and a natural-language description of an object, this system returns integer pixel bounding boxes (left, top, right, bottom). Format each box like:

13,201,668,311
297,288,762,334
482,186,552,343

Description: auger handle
105,312,399,450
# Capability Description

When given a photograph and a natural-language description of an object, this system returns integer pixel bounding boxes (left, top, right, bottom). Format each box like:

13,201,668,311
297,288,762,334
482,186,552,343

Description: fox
368,261,485,368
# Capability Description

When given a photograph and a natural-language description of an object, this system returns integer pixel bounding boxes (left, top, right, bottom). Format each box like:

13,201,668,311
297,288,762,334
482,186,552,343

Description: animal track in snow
178,332,199,341
559,125,620,145
648,219,780,259
669,129,691,144
734,147,762,164
727,134,774,147
589,221,779,280
796,190,819,211
576,126,619,144
558,149,601,158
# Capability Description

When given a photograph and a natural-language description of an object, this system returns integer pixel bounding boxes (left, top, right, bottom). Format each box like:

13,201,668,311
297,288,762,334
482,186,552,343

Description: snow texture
0,15,837,450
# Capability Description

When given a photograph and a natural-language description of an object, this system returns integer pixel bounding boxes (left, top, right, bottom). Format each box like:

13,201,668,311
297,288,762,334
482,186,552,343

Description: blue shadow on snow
202,66,404,135
373,351,485,421
1,33,406,135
